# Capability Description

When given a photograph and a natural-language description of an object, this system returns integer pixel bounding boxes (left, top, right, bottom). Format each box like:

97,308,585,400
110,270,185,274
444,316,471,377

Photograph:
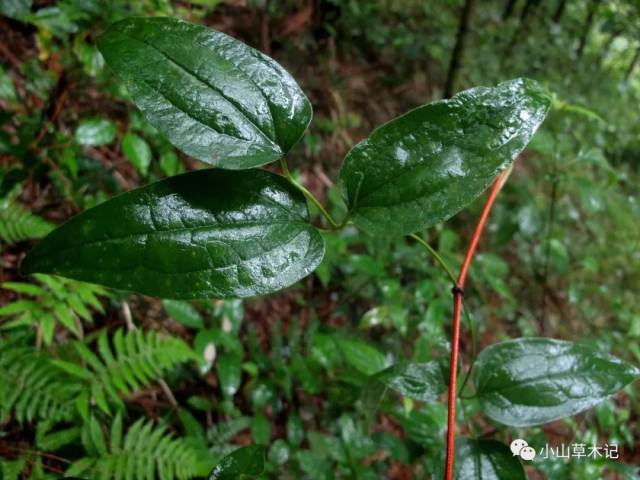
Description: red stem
444,169,509,480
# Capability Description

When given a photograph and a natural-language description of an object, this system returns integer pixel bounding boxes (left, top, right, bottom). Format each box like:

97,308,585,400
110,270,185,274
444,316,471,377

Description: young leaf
474,338,640,427
339,78,551,236
217,352,242,397
208,445,265,480
335,337,387,376
121,132,152,176
163,299,204,329
97,17,312,170
454,438,526,480
22,169,325,299
74,118,116,146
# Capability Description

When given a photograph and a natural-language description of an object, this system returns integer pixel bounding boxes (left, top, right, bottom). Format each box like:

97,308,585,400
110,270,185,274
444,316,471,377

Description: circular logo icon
519,446,536,461
510,438,528,456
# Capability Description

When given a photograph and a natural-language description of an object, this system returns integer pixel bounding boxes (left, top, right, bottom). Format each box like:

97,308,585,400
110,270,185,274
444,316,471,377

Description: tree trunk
519,0,541,22
444,0,476,98
503,0,540,62
625,46,640,80
502,0,518,20
552,0,567,23
576,0,601,59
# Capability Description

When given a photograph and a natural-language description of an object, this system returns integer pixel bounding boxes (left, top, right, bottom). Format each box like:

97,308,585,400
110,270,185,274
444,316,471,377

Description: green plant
17,16,639,479
0,195,54,245
0,338,81,423
53,328,197,415
0,274,108,345
64,414,205,479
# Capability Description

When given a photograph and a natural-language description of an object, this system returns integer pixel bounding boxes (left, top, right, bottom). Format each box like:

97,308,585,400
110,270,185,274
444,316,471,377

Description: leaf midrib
41,218,313,254
476,369,626,400
125,33,279,149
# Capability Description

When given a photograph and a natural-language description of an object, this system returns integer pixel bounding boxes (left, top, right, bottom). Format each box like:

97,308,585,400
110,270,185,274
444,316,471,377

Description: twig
31,85,69,150
444,169,509,480
540,156,559,333
122,301,135,331
158,378,178,408
0,41,21,69
0,444,72,465
123,302,178,409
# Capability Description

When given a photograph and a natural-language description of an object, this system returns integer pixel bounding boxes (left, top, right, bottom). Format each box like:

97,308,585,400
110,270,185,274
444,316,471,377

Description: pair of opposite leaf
23,17,552,300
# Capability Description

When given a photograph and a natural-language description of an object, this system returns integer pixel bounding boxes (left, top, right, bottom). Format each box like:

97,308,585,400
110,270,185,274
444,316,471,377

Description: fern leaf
0,455,28,480
67,417,202,480
0,274,109,345
0,341,82,423
0,198,53,245
58,329,195,413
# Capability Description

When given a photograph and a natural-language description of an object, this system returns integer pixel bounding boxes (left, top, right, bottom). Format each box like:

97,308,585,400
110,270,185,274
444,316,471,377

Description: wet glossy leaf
339,78,551,236
454,439,526,480
121,132,151,176
375,361,445,402
208,445,264,479
75,118,116,146
474,338,640,427
22,169,325,299
98,17,312,169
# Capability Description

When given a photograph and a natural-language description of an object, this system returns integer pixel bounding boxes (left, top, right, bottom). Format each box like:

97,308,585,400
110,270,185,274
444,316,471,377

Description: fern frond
0,341,82,423
54,329,196,414
0,455,28,480
0,274,109,345
0,197,53,245
66,415,202,480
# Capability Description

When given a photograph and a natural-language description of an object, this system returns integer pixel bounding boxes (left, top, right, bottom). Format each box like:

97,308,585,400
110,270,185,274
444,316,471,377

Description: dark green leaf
339,78,551,236
97,17,312,169
454,438,526,480
22,169,325,299
375,361,445,402
474,338,640,427
208,445,265,480
75,118,116,146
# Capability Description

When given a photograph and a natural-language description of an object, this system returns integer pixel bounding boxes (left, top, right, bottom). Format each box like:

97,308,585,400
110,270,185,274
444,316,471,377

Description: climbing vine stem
444,167,510,480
